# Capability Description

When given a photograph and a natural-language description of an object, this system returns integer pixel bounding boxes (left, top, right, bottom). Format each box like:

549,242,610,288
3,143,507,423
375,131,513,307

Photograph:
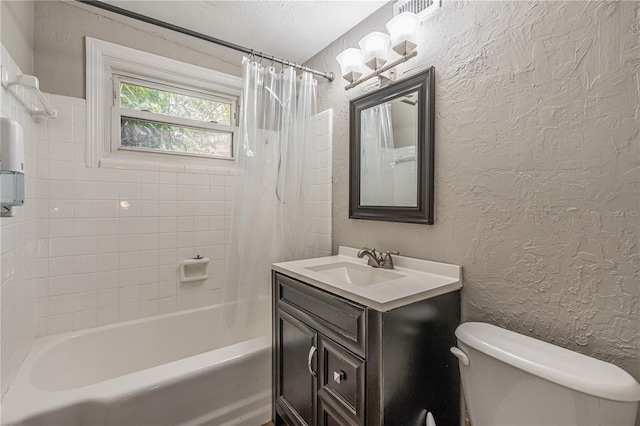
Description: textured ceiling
97,0,389,64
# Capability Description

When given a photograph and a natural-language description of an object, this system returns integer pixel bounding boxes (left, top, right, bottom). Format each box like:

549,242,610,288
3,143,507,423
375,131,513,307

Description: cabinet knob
333,370,345,384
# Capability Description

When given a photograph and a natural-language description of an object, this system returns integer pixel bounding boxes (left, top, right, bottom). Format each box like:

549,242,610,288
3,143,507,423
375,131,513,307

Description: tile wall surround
306,109,333,258
34,96,333,337
0,41,332,393
1,46,38,396
35,95,235,336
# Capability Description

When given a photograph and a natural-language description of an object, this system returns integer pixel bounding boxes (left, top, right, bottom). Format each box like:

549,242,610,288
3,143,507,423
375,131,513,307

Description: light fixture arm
345,50,417,90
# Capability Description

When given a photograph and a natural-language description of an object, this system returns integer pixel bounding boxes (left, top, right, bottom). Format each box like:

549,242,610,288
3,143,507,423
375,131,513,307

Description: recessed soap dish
180,256,209,283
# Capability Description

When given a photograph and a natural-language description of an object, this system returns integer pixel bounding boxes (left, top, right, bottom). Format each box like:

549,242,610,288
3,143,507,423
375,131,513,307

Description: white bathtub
1,300,272,426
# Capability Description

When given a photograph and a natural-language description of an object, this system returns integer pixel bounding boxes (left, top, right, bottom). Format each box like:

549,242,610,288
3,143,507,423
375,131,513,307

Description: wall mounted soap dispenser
0,117,25,217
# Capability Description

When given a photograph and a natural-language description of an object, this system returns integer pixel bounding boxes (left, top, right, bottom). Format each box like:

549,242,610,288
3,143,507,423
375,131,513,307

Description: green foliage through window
117,79,235,158
120,82,231,124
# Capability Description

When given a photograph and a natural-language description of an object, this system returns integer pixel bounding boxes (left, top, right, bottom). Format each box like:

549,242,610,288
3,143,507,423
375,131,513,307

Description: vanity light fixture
336,48,365,83
336,12,421,90
359,32,391,70
387,12,421,55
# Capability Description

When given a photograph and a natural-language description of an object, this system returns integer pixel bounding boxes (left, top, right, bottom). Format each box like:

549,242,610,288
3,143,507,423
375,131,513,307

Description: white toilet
451,322,640,426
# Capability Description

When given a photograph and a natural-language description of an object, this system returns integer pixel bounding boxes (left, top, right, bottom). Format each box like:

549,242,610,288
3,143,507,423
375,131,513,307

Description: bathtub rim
1,301,272,425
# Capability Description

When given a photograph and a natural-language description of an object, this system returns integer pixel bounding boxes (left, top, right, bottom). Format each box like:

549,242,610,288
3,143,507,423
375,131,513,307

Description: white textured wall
305,0,640,391
1,46,37,396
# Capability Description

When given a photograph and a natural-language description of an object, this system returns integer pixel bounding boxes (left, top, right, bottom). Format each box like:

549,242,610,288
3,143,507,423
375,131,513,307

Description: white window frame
86,37,242,168
113,74,237,160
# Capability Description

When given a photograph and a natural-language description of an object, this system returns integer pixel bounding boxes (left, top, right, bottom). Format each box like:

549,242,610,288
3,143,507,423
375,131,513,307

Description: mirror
349,67,435,224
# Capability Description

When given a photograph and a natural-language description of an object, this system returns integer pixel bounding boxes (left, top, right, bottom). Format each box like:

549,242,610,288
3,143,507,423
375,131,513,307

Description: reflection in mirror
360,91,418,207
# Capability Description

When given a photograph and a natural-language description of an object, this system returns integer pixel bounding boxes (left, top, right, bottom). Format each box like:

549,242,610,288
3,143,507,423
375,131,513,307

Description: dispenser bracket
1,66,58,120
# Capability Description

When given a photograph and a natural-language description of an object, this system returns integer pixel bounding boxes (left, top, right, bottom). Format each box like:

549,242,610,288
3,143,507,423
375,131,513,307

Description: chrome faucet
357,247,382,268
357,248,400,269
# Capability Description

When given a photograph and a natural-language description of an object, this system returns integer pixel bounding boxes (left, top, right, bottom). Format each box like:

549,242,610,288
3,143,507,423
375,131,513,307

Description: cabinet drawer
318,337,365,425
275,273,366,357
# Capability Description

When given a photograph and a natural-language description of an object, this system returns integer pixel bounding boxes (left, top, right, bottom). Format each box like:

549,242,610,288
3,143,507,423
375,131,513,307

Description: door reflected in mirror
349,67,434,224
360,90,418,207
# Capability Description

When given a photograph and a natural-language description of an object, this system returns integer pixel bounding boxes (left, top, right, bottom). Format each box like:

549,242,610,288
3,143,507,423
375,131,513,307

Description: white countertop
272,247,462,311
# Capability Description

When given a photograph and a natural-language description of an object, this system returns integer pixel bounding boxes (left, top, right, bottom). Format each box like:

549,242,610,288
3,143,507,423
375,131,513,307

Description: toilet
451,322,640,426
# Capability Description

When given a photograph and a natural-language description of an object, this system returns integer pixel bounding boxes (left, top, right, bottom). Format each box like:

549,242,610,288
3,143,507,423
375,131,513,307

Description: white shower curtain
223,57,317,329
360,102,396,205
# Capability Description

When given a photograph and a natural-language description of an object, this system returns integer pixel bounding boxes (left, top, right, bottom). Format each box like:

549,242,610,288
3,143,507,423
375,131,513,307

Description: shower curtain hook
259,53,264,65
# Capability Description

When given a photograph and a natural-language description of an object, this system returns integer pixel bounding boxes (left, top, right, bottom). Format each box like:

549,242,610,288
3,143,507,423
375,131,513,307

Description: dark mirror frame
349,67,435,224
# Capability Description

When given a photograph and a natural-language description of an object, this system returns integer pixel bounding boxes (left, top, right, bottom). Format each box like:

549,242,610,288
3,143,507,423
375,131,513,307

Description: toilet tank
454,322,640,426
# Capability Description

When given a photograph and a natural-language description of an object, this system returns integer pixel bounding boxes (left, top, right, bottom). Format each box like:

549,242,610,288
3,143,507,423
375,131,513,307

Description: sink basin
305,262,405,286
274,247,463,311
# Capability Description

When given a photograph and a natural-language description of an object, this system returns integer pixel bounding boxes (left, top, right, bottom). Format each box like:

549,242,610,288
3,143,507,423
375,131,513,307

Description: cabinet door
276,308,318,426
318,397,361,426
317,336,366,425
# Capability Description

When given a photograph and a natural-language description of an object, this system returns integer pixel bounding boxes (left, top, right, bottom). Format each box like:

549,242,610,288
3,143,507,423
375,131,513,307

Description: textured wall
305,0,640,391
33,0,243,99
1,0,35,74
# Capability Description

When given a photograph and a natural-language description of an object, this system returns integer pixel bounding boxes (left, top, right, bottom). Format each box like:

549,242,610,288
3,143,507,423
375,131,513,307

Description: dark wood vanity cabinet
273,272,461,426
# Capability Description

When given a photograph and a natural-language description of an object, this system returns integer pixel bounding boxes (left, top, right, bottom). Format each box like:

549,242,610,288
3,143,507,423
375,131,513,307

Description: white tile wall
0,40,332,399
34,98,332,337
1,46,38,396
34,96,236,336
22,95,331,342
306,110,333,257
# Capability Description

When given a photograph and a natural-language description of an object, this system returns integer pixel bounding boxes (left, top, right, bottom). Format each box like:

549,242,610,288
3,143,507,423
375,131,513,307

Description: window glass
120,82,231,125
121,118,232,157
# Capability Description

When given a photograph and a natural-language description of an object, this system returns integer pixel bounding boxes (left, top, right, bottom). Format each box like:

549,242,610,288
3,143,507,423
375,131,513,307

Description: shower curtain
223,57,317,329
360,102,396,205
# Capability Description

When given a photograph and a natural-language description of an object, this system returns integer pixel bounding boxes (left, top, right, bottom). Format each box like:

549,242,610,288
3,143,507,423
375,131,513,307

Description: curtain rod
75,0,335,82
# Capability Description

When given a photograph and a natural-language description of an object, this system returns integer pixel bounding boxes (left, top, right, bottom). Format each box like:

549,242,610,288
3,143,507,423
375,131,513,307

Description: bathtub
1,300,272,426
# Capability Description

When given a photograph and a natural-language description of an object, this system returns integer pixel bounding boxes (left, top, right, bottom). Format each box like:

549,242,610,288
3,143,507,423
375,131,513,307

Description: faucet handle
380,250,399,269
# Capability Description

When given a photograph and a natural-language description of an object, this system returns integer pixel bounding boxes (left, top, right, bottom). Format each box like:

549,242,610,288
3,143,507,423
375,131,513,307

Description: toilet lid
456,322,640,402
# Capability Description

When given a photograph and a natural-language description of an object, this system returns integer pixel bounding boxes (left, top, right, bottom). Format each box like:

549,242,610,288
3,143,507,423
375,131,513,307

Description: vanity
272,247,462,426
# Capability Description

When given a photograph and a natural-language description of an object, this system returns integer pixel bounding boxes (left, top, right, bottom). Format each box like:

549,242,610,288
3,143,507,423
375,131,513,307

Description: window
113,76,236,159
86,38,242,167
